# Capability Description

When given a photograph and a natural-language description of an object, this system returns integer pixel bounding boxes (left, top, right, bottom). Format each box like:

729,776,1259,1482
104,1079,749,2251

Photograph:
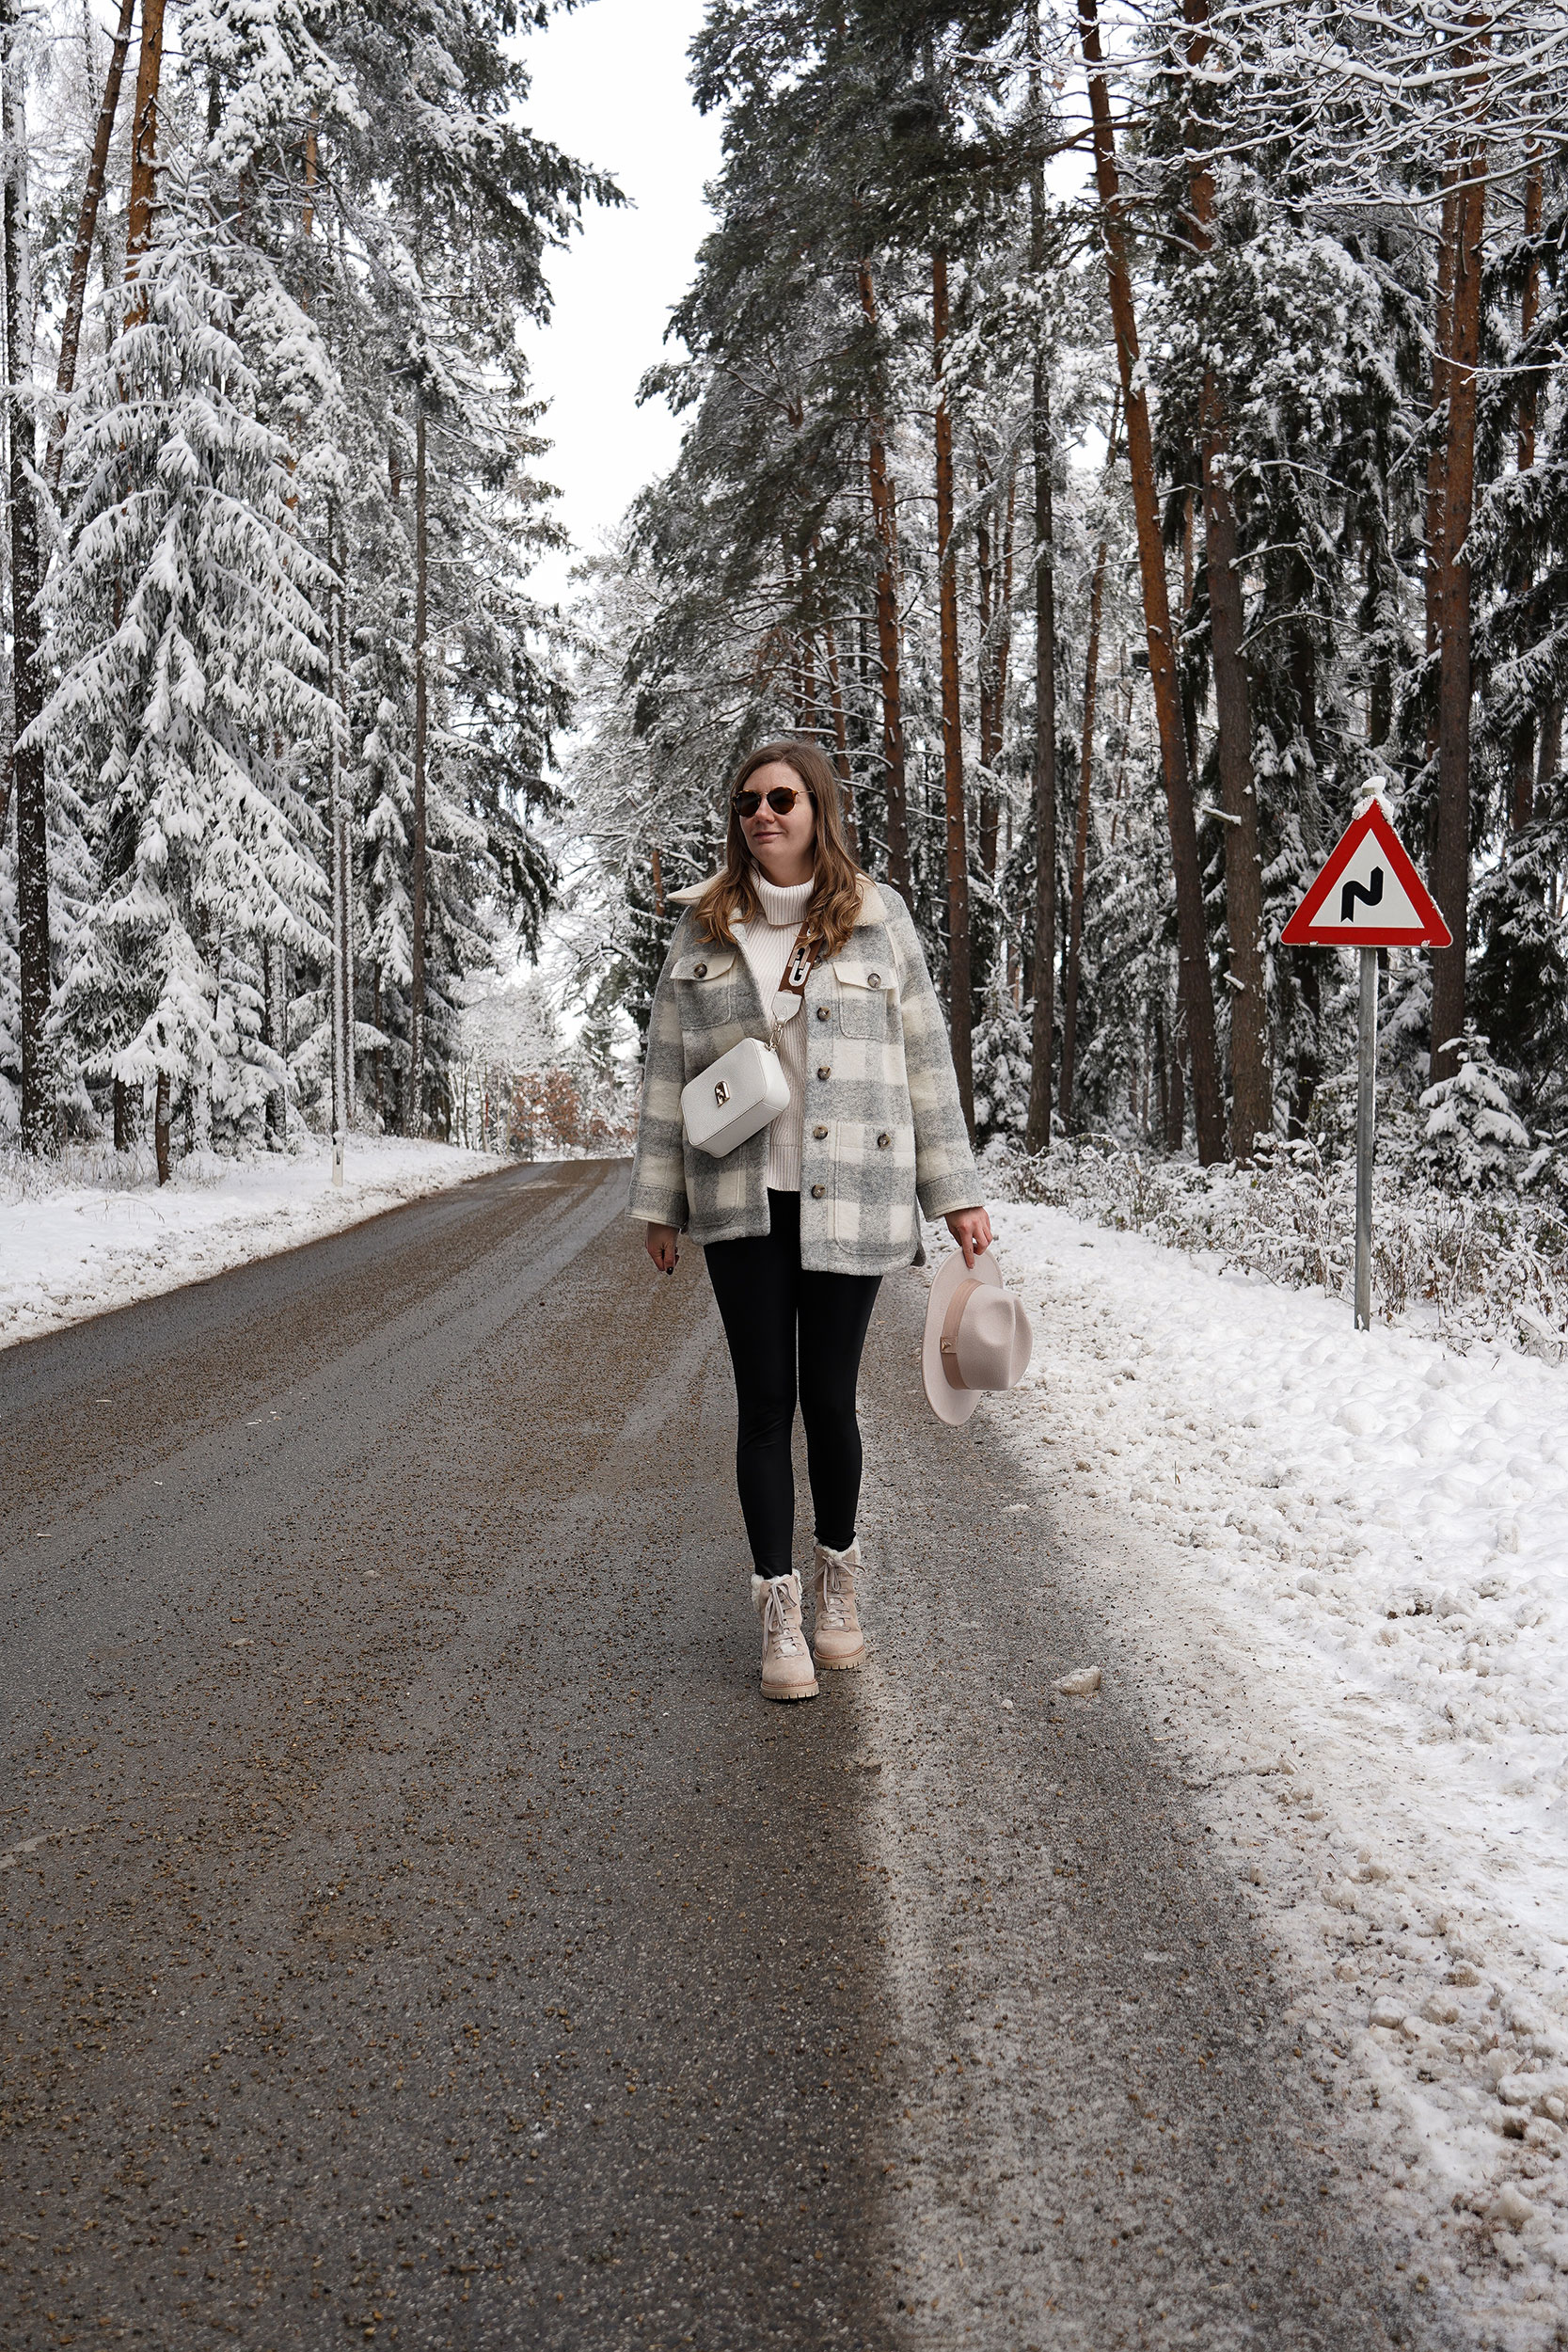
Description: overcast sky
517,0,723,606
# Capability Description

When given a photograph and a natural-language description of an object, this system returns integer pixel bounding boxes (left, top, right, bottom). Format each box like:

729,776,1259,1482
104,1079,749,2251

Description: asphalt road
1,1159,1436,2351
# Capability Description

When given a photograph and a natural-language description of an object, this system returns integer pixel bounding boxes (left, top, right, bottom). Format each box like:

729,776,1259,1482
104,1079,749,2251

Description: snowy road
2,1160,1427,2348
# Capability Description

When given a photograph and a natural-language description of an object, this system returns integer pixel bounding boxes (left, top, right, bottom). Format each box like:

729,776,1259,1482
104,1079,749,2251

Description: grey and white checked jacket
627,875,981,1273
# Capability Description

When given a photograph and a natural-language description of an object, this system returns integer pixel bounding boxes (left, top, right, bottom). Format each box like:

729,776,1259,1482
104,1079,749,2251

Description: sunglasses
733,785,809,818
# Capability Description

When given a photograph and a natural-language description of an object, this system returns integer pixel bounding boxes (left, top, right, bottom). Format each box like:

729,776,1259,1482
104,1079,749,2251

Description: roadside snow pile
988,1201,1568,2334
0,1133,499,1348
991,1134,1568,1362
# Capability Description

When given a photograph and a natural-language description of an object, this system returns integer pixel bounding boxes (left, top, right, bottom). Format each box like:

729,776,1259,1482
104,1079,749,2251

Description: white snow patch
0,1134,505,1349
978,1201,1568,2342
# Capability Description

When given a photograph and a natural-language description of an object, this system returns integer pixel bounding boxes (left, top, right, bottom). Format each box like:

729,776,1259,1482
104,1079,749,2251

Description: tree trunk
790,537,820,736
329,503,353,1152
408,405,429,1134
1200,444,1271,1154
1511,146,1542,834
932,246,973,1128
1291,553,1320,770
1153,1003,1169,1140
1166,1016,1185,1148
154,1069,171,1184
264,942,287,1141
1077,0,1223,1162
993,464,1016,739
975,442,999,879
1538,701,1561,799
1429,148,1485,1085
4,43,50,1151
1023,343,1056,1152
1179,489,1199,779
857,261,909,896
113,1074,132,1151
1022,15,1057,1154
123,0,166,304
1183,0,1271,1159
1423,167,1459,767
1059,406,1117,1132
1367,532,1393,750
821,616,857,857
47,0,134,491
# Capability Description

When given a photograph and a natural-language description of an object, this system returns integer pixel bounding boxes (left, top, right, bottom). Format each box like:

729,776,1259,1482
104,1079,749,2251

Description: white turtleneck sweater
737,874,814,1195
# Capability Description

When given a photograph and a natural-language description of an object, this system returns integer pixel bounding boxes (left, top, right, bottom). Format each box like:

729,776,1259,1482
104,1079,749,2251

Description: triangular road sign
1281,803,1452,948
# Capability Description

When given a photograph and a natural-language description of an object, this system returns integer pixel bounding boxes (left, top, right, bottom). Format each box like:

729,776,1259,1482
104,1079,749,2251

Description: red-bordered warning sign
1281,802,1452,948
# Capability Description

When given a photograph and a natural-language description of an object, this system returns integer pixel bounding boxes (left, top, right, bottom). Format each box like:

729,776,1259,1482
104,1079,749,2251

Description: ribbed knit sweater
736,874,814,1194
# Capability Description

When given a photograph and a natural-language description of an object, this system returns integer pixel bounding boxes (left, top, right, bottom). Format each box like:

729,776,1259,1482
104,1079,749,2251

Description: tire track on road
3,1163,900,2352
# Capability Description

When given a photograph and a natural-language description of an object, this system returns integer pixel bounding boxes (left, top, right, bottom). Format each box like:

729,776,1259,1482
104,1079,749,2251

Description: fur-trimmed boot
752,1571,818,1703
811,1539,865,1669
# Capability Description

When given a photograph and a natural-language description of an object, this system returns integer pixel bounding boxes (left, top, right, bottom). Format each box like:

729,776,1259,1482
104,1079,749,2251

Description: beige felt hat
922,1247,1034,1425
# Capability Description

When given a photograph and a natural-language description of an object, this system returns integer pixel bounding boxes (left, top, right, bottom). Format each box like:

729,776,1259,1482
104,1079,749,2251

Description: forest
572,0,1568,1211
0,0,602,1169
1,0,1566,1212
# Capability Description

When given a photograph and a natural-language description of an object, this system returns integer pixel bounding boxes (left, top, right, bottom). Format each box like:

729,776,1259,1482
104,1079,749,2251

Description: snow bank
987,1201,1568,2342
0,1134,502,1350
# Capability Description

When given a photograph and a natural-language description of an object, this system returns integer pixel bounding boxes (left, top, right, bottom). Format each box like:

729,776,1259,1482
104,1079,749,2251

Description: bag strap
777,916,821,1001
764,916,822,1057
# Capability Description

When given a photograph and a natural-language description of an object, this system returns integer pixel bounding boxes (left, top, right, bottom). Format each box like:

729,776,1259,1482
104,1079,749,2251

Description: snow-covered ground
0,1134,503,1350
983,1200,1568,2344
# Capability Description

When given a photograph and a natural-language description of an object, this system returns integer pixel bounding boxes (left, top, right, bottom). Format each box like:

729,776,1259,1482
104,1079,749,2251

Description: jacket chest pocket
673,946,739,1040
832,961,895,1042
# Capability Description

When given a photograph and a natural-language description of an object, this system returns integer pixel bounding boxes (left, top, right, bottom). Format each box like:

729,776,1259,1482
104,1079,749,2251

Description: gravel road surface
1,1159,1434,2349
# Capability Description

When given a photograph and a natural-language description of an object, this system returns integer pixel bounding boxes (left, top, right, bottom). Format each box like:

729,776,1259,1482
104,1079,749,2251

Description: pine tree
39,202,334,1168
1419,1035,1530,1191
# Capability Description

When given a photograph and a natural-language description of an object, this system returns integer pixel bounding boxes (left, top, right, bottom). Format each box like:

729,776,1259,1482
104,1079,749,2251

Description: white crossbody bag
680,918,819,1159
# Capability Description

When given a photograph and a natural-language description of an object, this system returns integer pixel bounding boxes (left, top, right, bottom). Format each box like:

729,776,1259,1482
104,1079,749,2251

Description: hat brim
922,1246,1005,1424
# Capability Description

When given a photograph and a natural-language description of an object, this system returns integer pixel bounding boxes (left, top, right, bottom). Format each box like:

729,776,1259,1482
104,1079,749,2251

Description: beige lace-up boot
811,1539,865,1669
752,1571,818,1703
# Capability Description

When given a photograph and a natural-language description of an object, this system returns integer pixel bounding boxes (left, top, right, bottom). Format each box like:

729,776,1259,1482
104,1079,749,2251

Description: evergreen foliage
4,0,1566,1201
0,0,605,1160
562,0,1568,1199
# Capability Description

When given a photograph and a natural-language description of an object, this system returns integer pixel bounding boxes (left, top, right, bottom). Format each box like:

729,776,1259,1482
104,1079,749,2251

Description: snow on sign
1280,802,1451,949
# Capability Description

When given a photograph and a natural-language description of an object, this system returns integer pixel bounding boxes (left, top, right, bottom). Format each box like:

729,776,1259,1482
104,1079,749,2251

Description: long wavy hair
694,739,865,958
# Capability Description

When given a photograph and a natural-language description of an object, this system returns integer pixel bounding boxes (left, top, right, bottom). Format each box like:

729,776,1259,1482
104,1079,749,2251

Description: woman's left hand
944,1205,992,1270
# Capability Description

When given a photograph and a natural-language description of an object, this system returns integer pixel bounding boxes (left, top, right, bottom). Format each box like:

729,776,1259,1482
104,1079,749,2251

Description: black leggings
704,1191,881,1580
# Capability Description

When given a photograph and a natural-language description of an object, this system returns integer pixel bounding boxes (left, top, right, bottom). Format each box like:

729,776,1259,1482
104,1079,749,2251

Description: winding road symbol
1340,866,1384,923
1281,803,1449,947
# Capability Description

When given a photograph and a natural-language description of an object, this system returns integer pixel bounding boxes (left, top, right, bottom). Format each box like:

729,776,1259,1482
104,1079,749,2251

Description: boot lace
818,1557,854,1631
762,1578,808,1659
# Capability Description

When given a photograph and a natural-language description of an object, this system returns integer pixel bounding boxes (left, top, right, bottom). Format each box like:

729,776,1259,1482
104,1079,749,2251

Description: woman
628,739,991,1702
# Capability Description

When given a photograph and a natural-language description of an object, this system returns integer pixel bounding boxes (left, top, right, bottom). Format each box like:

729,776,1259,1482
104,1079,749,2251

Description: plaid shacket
626,875,981,1273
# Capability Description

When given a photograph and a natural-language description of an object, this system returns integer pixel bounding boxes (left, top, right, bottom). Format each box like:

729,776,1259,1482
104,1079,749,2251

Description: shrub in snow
990,1134,1567,1359
1419,1036,1530,1193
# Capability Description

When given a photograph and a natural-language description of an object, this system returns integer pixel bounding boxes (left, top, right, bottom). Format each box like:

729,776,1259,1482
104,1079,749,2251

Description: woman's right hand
645,1222,681,1275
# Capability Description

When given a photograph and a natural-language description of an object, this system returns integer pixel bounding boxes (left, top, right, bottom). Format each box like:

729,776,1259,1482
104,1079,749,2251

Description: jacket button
817,1066,831,1081
813,1124,828,1140
693,962,707,978
877,1132,891,1149
816,1004,831,1020
867,973,881,988
811,1184,826,1200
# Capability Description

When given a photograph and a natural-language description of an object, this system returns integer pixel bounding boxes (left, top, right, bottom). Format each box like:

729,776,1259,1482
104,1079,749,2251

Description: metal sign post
1281,801,1450,1333
1354,948,1377,1331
